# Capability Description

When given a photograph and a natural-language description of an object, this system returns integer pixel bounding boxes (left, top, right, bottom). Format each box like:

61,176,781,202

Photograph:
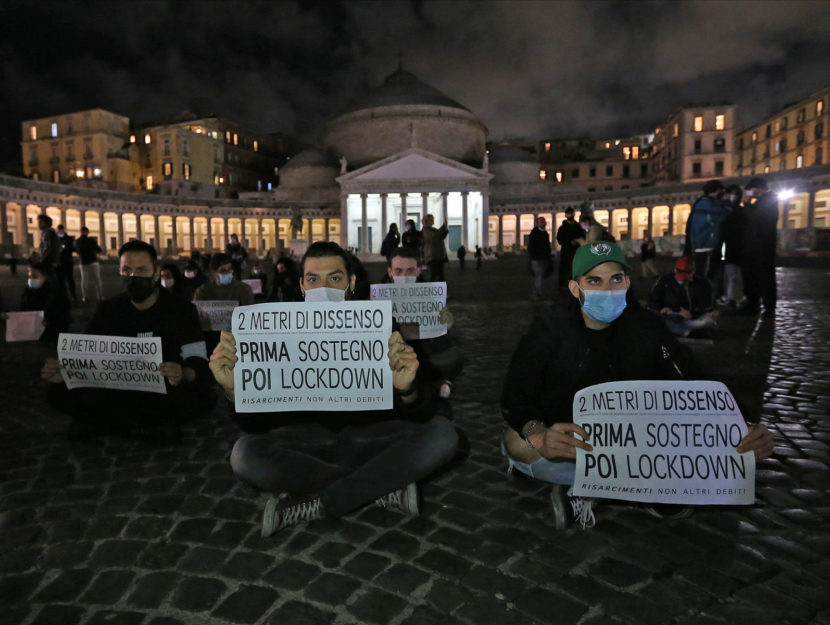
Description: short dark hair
565,207,575,215
57,224,66,230
388,246,419,266
37,214,52,226
80,226,89,233
211,253,232,271
301,241,352,276
29,261,47,275
118,240,157,266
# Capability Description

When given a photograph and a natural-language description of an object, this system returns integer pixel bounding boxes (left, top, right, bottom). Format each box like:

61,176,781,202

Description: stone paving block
368,530,422,559
80,569,136,604
263,600,337,625
169,575,227,612
147,618,185,625
206,521,253,548
0,605,31,625
124,515,176,539
127,571,181,608
304,572,363,605
28,605,86,625
455,592,527,625
47,519,88,542
178,494,217,515
137,540,189,569
97,496,141,515
212,497,260,521
33,568,94,602
136,494,186,515
426,526,484,552
0,571,43,606
221,550,276,580
375,562,431,595
585,557,653,589
178,545,229,573
89,539,146,567
310,540,356,568
262,558,322,590
211,584,280,623
423,579,467,613
348,588,409,624
415,547,471,578
86,610,145,625
462,565,527,601
84,516,130,540
514,586,588,624
40,540,95,568
341,552,391,580
170,518,218,542
400,605,464,625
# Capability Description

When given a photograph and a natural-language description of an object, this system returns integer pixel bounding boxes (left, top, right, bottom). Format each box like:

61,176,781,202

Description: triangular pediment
338,148,489,183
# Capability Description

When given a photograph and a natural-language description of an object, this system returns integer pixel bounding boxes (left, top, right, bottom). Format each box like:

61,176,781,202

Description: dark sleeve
500,314,555,432
652,319,700,379
176,301,211,383
646,278,665,312
85,301,113,334
693,281,714,316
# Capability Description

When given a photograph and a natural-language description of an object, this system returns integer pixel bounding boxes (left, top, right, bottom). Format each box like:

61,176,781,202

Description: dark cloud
2,0,829,168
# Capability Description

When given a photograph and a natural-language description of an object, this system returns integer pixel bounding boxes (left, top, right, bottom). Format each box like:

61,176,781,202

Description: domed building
313,66,492,255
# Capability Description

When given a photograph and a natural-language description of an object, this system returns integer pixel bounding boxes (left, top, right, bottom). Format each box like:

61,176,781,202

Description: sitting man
501,241,774,529
381,246,463,399
41,240,215,440
647,256,716,338
209,241,459,535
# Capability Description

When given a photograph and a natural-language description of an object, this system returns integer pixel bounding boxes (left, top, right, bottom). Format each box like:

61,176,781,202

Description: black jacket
501,297,698,432
527,227,552,261
646,274,713,319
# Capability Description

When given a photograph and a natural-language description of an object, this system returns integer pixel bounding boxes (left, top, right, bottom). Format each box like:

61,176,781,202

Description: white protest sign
572,380,755,505
5,310,45,342
242,279,263,295
58,333,166,394
369,281,447,340
232,300,393,412
194,300,237,331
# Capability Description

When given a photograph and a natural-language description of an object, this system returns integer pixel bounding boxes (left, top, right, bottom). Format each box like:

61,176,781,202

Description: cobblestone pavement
1,257,829,625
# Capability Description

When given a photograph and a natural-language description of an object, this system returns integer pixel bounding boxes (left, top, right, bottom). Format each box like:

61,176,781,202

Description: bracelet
521,420,543,448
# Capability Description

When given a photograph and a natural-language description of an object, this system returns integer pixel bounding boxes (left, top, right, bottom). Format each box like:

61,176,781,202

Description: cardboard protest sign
5,310,45,342
572,380,755,505
242,279,263,295
194,300,237,331
58,333,166,394
232,300,393,412
369,282,447,340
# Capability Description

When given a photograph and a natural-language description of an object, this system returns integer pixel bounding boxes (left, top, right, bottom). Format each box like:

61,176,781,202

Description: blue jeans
501,440,576,485
531,260,547,296
231,416,458,517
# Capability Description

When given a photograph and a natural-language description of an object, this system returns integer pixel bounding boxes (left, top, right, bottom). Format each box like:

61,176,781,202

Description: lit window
253,140,259,152
225,131,231,142
539,169,546,181
51,122,58,137
715,114,725,130
796,154,803,168
163,162,172,178
604,142,611,149
182,163,191,180
93,167,102,177
817,100,824,116
75,168,84,178
144,134,152,144
146,175,153,189
30,126,37,140
614,139,620,146
672,123,678,137
752,131,758,143
52,170,60,183
267,182,272,191
233,133,238,146
544,142,550,152
130,135,136,143
764,166,770,173
214,174,220,185
632,146,639,159
623,146,631,160
555,171,563,183
693,116,703,132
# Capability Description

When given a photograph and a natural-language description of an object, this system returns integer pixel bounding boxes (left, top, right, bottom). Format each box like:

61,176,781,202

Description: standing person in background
528,216,552,300
74,226,104,303
56,225,77,302
719,185,746,308
226,233,248,278
36,214,60,281
456,244,466,270
421,214,449,282
475,245,483,270
685,179,729,296
380,223,400,262
640,231,659,278
19,261,70,343
401,219,424,266
556,208,585,290
740,177,779,317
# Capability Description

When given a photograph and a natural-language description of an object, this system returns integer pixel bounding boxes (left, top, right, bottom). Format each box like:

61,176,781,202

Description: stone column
60,208,66,228
626,207,633,240
400,194,407,231
441,192,448,228
497,214,504,253
171,216,178,256
667,205,674,236
515,213,522,251
206,217,213,253
360,194,368,253
339,194,348,248
646,206,653,238
421,192,429,221
189,216,195,254
223,218,229,247
306,218,312,243
324,218,330,242
257,218,263,254
99,212,107,252
79,210,86,229
153,214,160,255
117,212,125,250
807,191,816,228
0,201,8,250
461,191,469,248
380,194,387,236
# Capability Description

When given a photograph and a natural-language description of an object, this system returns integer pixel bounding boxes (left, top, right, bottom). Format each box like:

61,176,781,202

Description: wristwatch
521,420,543,448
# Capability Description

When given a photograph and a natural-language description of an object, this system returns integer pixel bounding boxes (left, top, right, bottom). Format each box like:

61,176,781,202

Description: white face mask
304,287,346,302
392,275,417,284
161,278,175,289
28,278,42,289
184,271,197,279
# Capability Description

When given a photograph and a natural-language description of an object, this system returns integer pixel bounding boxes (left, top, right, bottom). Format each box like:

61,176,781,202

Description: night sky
2,0,830,170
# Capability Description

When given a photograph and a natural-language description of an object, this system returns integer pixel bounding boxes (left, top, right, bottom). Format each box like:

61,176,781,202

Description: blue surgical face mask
579,287,627,323
218,272,234,286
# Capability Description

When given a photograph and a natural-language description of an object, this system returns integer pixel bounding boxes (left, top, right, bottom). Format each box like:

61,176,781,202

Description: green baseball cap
572,241,630,278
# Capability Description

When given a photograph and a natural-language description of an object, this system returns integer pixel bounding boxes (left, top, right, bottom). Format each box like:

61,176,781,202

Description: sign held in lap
5,310,45,342
194,300,237,331
232,300,393,413
57,333,166,394
572,380,755,505
370,281,447,340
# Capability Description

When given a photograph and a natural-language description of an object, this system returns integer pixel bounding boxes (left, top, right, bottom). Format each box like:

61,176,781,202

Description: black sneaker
644,504,693,520
550,485,596,529
262,493,325,536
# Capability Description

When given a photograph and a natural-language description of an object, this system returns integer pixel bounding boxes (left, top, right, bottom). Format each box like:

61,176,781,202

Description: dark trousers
230,416,458,517
428,260,445,282
742,254,777,312
57,262,76,299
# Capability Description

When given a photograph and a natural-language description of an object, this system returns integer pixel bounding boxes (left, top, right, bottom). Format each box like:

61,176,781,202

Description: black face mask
122,276,157,303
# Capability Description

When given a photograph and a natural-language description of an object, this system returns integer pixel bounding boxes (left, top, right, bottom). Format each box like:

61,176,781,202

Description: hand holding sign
737,423,774,460
209,330,238,399
536,422,593,459
388,331,418,398
41,357,64,384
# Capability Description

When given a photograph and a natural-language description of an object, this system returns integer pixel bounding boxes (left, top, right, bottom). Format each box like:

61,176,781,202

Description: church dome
279,148,339,188
321,67,487,169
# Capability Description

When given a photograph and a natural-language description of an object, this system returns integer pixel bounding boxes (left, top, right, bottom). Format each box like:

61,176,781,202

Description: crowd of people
3,186,781,534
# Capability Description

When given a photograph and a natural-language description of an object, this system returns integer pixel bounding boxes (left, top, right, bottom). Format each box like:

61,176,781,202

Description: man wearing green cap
500,241,774,529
